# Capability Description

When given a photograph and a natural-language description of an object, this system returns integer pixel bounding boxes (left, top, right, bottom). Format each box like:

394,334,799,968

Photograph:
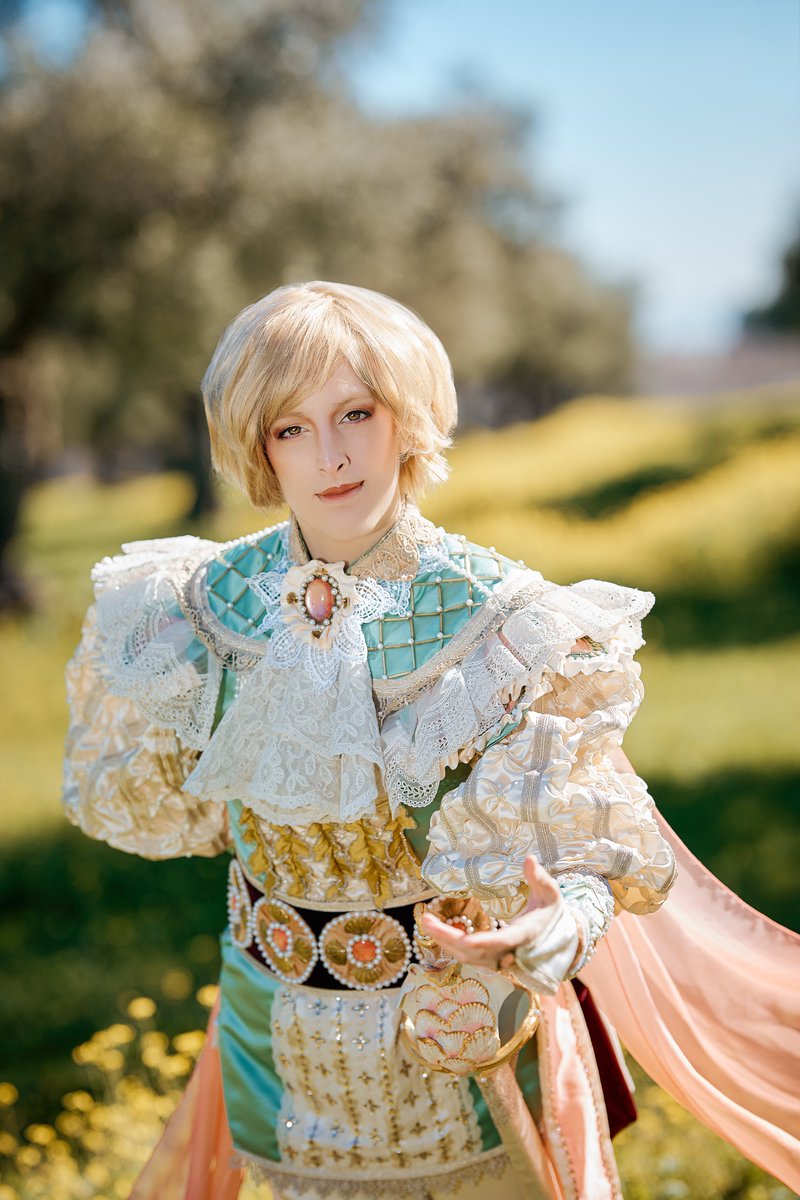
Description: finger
422,922,516,959
523,855,560,908
420,913,465,940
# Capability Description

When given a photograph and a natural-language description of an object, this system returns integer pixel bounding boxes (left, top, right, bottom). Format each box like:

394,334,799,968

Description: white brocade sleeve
62,589,230,860
420,601,677,979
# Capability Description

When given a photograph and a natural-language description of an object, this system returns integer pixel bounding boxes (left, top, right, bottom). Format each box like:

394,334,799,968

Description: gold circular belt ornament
227,859,253,950
319,910,412,990
252,897,318,984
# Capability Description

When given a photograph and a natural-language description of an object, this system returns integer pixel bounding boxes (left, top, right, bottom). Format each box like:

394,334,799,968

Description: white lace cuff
559,870,615,977
513,871,614,993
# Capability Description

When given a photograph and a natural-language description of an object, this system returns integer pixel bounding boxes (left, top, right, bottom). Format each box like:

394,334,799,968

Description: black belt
227,859,421,990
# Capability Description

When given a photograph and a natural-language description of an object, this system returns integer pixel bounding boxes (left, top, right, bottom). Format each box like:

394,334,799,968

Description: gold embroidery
238,806,279,896
285,999,322,1164
251,899,317,984
307,821,351,900
375,995,407,1167
319,911,412,990
332,996,365,1165
239,797,422,907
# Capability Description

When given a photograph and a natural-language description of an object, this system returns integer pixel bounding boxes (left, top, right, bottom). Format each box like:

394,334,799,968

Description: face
264,360,402,564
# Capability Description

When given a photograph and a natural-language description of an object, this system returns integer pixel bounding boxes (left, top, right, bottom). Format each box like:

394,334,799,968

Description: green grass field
1,384,798,1198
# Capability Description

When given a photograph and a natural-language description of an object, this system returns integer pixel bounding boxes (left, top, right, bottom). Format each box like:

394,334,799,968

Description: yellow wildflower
127,996,156,1020
0,1132,18,1155
24,1124,56,1146
196,983,219,1008
172,1030,205,1055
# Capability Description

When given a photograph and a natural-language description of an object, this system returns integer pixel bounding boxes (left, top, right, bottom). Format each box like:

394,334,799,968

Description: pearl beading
227,859,254,950
319,911,412,991
294,569,344,632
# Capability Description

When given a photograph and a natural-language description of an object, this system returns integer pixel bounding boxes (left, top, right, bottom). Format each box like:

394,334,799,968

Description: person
62,281,800,1200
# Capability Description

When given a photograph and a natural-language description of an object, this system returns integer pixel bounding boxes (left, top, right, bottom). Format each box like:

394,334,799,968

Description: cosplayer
62,282,800,1199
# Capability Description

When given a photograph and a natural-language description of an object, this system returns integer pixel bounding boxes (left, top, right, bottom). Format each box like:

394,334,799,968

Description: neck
295,494,405,568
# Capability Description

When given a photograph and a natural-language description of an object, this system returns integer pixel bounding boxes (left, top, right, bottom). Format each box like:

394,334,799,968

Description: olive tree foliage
0,0,634,609
743,207,800,337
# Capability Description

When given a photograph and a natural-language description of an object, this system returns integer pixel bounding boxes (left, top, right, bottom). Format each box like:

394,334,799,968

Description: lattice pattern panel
203,528,521,679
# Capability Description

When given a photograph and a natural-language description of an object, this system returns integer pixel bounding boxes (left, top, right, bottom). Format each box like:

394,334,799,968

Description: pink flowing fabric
583,809,800,1193
129,997,243,1200
535,984,623,1199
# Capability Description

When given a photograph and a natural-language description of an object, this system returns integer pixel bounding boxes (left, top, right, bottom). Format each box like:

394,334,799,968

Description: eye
341,408,372,424
274,424,303,440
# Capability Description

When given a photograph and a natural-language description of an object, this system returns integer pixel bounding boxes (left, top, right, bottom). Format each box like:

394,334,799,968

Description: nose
317,426,350,476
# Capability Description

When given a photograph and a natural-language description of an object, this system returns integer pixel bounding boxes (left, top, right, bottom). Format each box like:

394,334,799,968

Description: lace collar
287,498,445,582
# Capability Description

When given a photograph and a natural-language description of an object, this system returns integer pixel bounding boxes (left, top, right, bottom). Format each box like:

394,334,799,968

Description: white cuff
513,903,580,994
513,871,614,992
559,870,615,977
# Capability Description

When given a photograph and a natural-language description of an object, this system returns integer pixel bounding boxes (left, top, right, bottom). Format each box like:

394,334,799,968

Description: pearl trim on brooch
227,858,254,950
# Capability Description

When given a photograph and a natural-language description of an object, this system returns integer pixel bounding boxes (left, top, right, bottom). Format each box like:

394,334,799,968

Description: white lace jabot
182,502,452,825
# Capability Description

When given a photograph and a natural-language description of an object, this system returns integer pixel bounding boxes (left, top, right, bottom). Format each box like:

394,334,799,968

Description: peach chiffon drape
584,810,800,1193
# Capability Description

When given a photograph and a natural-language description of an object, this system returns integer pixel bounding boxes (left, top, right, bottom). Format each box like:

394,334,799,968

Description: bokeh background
1,1,799,1197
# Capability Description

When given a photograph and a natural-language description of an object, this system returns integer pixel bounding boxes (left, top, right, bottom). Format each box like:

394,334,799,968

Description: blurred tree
742,210,800,336
0,0,634,610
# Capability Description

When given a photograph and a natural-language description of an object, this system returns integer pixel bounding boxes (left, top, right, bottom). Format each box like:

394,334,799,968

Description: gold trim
237,800,426,909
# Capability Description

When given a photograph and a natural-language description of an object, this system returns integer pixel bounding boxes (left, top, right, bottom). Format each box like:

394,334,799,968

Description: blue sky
20,0,800,353
342,0,800,352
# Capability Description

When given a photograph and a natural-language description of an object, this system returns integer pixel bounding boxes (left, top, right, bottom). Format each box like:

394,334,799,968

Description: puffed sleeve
62,537,230,859
418,576,676,979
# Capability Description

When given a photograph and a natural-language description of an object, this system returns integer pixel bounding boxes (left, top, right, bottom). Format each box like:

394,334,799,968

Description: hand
419,856,563,971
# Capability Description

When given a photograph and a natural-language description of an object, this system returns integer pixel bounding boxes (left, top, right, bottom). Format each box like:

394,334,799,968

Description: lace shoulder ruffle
91,535,223,751
380,576,655,812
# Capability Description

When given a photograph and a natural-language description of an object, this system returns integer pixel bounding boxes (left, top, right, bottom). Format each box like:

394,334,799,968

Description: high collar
287,499,444,581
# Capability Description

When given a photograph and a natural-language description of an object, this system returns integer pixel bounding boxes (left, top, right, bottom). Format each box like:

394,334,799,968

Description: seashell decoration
401,974,501,1075
414,1010,453,1039
452,1001,495,1034
448,978,490,1007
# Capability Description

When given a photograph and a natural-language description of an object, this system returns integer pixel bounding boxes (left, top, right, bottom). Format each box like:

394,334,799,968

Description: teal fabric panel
467,1077,502,1151
515,1032,544,1125
204,524,524,679
403,761,473,862
218,930,283,1161
212,667,238,733
205,526,286,634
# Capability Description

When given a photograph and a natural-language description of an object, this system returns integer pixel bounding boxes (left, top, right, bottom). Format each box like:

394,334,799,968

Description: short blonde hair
201,281,458,509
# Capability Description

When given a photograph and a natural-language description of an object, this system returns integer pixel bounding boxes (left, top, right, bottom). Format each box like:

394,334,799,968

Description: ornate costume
63,503,800,1200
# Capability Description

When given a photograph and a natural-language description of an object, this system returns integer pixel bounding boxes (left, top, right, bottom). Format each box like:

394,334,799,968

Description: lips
317,482,363,499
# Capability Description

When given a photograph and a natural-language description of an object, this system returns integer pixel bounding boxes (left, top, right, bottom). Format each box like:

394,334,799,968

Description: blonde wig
201,281,458,510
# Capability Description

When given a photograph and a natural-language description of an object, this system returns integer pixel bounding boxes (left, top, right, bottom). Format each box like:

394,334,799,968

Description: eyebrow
273,393,375,423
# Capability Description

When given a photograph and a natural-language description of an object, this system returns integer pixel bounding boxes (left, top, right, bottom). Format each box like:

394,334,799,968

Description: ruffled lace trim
180,538,455,826
181,651,385,825
91,535,222,751
380,577,654,812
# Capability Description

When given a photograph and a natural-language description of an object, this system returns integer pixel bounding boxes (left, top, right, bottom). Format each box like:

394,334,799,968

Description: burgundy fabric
572,978,637,1139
